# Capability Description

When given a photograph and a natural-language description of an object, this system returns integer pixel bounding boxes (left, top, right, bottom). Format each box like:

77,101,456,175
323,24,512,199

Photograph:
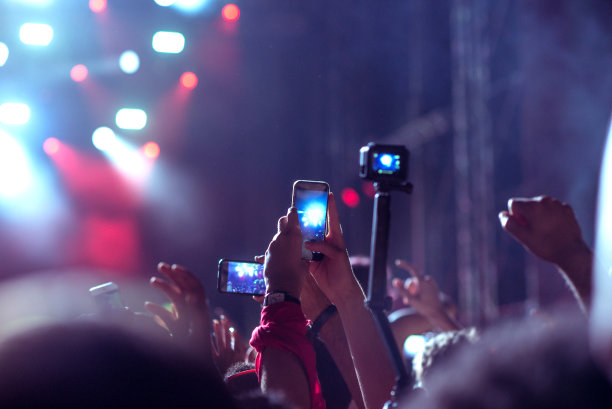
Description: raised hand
212,315,248,376
393,260,460,331
498,196,591,268
264,207,310,298
499,195,593,309
145,262,213,364
305,193,364,306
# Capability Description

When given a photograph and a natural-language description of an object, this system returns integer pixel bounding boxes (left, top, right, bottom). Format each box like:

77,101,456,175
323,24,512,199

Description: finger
394,259,422,280
222,316,232,350
213,319,223,351
326,192,342,238
253,295,264,304
392,277,404,290
404,278,419,296
305,240,343,258
277,215,288,234
254,255,265,264
286,207,300,232
499,211,531,245
169,264,206,296
150,277,184,307
506,198,530,226
145,302,177,332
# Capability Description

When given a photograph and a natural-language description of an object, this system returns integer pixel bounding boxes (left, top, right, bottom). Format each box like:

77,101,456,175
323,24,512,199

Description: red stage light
222,4,240,22
180,72,198,89
362,181,376,198
143,141,160,159
341,187,360,208
89,0,107,13
43,137,60,156
70,64,88,82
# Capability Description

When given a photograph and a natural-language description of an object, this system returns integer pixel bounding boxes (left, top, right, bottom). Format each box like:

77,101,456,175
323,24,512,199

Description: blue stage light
119,50,140,74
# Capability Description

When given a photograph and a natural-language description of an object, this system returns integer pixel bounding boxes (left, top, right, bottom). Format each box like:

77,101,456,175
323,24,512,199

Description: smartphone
89,282,125,312
292,180,330,261
218,259,266,296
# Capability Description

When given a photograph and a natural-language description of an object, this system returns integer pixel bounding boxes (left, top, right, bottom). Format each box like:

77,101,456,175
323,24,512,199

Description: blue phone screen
294,187,328,242
226,262,265,295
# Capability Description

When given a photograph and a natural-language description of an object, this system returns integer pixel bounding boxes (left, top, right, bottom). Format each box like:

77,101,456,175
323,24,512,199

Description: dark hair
0,322,238,409
404,311,612,409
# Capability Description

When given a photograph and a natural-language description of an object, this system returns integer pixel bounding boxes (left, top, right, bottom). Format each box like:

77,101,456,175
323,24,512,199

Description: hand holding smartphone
292,180,329,261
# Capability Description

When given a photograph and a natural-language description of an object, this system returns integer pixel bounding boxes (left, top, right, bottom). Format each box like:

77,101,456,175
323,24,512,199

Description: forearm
424,309,462,332
260,347,311,409
555,244,593,312
334,286,395,409
318,313,366,409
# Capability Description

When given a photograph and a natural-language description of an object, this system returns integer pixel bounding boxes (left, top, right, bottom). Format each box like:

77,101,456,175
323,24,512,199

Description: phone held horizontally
291,180,329,261
218,259,266,296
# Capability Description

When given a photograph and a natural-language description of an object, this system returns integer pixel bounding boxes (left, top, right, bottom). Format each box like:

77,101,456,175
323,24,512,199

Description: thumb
304,240,342,258
499,211,531,244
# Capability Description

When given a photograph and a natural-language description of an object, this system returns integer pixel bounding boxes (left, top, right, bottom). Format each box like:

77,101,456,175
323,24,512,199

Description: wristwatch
263,291,301,307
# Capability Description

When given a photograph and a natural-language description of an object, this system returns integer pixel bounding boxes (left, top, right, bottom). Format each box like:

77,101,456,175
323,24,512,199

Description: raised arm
499,195,593,311
249,207,323,409
306,193,395,409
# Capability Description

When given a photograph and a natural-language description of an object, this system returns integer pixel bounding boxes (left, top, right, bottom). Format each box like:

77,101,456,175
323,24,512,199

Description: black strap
308,304,338,338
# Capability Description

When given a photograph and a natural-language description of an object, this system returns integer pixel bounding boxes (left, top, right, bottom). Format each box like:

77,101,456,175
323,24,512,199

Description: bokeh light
43,137,60,156
119,50,140,74
115,108,147,130
19,23,54,46
92,127,117,151
143,142,160,159
0,42,8,67
222,4,240,22
89,0,107,13
180,72,198,89
341,187,360,208
70,64,88,82
0,103,31,125
152,31,185,54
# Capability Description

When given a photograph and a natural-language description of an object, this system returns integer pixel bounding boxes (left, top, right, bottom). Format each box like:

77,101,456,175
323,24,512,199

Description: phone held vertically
218,259,266,296
291,180,329,261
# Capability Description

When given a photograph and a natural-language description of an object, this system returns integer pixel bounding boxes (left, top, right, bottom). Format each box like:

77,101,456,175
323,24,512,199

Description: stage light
143,142,160,159
119,50,140,74
152,31,185,54
0,130,31,198
222,4,240,22
19,23,54,46
180,72,198,89
341,187,360,208
172,0,207,14
0,42,8,67
43,137,60,156
92,127,117,152
70,64,88,82
89,0,107,13
116,108,147,130
0,103,31,125
154,0,177,6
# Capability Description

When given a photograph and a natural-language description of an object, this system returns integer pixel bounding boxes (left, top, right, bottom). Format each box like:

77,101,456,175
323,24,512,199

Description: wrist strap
263,291,301,307
308,304,337,338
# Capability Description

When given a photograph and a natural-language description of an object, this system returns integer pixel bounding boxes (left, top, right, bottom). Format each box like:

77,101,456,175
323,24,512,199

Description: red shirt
250,302,326,409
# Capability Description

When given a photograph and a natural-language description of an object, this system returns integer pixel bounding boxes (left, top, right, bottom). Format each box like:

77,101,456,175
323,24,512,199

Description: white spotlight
0,130,31,197
152,31,185,54
119,50,140,74
19,23,54,46
92,127,118,151
0,42,8,67
115,108,147,130
154,0,177,6
0,103,31,125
